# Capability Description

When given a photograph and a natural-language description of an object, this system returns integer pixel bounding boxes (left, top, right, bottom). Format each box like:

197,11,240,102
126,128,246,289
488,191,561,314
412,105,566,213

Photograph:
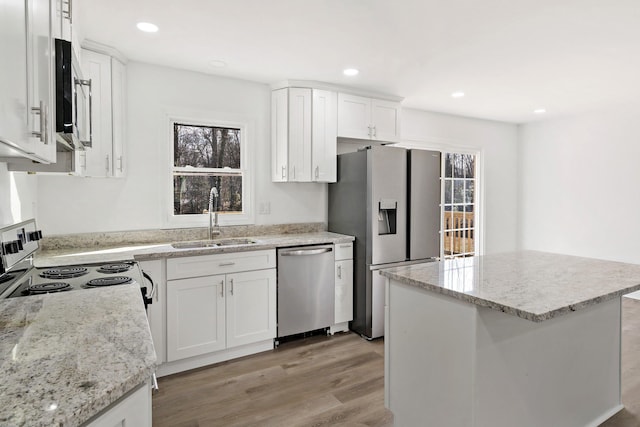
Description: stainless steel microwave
54,38,92,150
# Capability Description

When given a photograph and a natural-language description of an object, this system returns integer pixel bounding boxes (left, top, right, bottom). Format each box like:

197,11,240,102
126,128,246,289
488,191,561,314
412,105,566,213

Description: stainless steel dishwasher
277,244,335,338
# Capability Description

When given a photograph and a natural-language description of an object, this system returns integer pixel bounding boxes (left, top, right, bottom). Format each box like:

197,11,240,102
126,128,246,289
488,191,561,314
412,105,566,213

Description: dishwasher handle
279,247,333,256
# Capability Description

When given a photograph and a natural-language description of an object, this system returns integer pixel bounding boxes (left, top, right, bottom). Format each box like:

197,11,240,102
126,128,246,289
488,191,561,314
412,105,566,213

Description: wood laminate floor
153,298,640,427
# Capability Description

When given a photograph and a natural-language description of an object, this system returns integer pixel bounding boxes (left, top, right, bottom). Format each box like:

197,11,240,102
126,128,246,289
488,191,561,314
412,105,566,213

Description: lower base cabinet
85,382,151,427
165,250,277,363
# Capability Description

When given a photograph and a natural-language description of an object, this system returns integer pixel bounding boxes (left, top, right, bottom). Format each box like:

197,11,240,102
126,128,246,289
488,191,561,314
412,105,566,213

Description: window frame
166,113,254,228
441,152,478,259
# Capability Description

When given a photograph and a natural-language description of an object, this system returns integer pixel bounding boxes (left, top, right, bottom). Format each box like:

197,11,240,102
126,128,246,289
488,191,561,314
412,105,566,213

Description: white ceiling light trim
533,108,547,114
451,91,465,98
343,68,359,77
136,22,159,33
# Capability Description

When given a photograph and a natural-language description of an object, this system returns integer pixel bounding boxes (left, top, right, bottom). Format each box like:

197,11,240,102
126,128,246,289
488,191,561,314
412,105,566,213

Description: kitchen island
380,251,640,427
0,286,156,426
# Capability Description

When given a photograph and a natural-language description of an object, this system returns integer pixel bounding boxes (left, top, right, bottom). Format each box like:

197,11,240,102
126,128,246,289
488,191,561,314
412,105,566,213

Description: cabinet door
288,87,312,181
111,57,126,177
335,260,354,324
0,0,29,153
371,99,400,143
139,259,166,365
27,0,56,162
271,88,288,182
86,383,152,427
311,89,337,182
226,269,276,348
53,0,71,41
167,275,226,361
81,49,113,177
337,93,372,140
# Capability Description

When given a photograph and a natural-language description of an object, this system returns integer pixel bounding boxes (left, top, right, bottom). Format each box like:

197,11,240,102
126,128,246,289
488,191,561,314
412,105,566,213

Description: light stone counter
35,232,354,267
379,250,640,322
0,286,156,426
382,250,640,427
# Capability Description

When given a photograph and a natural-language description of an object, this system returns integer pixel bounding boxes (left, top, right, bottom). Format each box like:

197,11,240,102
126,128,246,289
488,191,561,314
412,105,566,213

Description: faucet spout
208,187,221,239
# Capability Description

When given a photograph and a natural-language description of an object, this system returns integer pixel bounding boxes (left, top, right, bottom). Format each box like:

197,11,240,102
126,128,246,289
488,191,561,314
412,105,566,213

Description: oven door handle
141,271,155,306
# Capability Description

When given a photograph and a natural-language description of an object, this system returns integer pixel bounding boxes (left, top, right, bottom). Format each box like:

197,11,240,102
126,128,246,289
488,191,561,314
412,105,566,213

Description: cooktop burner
97,263,133,274
40,266,89,280
26,282,72,294
86,276,134,287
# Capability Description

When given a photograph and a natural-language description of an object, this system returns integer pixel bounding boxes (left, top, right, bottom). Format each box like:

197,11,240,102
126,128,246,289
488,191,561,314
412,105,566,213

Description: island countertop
0,286,157,426
379,250,640,322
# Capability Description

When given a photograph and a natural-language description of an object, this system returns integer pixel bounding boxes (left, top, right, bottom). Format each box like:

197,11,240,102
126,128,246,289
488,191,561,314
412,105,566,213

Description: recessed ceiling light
534,108,547,114
451,91,465,98
343,68,359,77
209,60,227,68
136,22,159,33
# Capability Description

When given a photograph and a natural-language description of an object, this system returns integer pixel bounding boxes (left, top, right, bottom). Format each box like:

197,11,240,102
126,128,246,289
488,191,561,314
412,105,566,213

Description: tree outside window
172,123,243,216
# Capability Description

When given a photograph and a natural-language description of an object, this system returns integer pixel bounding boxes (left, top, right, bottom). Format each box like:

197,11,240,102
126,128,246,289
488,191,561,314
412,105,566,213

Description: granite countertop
380,250,640,322
35,231,355,267
0,286,156,426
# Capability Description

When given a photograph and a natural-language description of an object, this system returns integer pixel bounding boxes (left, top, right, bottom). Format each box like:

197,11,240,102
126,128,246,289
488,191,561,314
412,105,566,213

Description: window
442,152,477,258
172,122,246,220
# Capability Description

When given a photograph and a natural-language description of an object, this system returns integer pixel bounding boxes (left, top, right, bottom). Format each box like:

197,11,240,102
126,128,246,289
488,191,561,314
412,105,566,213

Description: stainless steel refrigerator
328,145,441,339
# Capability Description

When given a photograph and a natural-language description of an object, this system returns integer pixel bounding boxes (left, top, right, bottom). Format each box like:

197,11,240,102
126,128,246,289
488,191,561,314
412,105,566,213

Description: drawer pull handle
230,279,234,295
339,244,351,248
219,262,235,267
220,280,224,297
337,265,342,279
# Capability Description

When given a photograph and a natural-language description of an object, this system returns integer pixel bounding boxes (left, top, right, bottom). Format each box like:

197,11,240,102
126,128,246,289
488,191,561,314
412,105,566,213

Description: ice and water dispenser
378,199,397,235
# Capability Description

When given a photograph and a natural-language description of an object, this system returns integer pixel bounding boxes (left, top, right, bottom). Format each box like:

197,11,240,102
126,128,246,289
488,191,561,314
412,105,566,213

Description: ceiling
79,0,640,124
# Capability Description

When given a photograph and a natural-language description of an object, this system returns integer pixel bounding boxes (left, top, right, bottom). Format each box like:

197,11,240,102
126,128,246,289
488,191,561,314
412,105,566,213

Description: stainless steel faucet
208,187,221,239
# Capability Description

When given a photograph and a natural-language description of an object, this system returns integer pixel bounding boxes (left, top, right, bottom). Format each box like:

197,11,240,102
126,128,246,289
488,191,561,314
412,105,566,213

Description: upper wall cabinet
271,87,337,183
0,0,56,163
53,0,71,41
81,48,127,177
337,93,401,143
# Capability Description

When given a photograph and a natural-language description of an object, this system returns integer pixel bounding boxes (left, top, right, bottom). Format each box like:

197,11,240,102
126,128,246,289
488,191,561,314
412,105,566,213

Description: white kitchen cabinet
167,274,226,361
0,0,56,163
80,48,126,177
53,0,71,41
226,269,277,348
86,382,152,427
337,93,400,143
311,89,337,182
271,87,337,183
334,242,354,326
271,87,311,182
165,250,277,363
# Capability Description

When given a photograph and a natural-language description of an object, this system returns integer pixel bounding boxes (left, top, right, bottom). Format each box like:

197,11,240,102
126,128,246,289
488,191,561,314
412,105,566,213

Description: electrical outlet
259,202,271,215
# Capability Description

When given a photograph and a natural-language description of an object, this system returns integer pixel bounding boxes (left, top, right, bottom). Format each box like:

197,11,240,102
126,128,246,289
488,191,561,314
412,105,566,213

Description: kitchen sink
171,238,257,249
214,238,257,246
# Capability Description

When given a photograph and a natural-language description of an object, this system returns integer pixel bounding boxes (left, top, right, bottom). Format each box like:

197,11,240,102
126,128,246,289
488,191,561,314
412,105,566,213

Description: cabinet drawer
167,250,276,280
334,242,353,261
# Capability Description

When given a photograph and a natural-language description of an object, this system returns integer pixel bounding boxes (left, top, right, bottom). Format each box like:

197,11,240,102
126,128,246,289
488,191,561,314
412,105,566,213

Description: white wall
28,62,520,243
0,164,37,226
519,105,640,264
400,108,520,255
36,62,326,235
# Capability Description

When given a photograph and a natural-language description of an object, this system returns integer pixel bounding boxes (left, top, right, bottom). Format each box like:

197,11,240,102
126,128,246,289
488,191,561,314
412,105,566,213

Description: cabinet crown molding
81,39,127,64
271,80,403,103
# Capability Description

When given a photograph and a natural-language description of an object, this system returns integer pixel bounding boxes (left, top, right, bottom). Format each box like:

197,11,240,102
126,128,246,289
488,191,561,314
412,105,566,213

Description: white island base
384,280,623,427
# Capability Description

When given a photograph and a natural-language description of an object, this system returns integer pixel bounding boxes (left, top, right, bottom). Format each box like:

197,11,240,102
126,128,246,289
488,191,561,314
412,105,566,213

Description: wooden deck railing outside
444,211,474,256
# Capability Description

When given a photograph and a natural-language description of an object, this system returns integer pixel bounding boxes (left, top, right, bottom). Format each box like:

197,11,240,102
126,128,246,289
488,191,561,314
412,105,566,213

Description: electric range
0,219,152,307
